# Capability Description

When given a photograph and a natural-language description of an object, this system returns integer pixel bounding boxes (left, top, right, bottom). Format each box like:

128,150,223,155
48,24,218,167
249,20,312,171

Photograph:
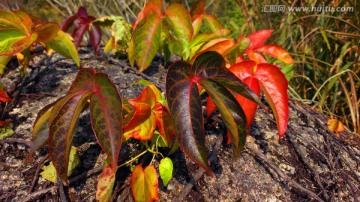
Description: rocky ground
0,49,359,201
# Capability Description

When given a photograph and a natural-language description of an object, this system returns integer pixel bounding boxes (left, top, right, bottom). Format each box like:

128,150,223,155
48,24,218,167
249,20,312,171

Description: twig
110,176,131,202
22,186,58,202
174,134,224,201
57,174,68,202
69,165,103,184
246,144,325,202
0,137,32,146
105,56,165,92
28,154,49,193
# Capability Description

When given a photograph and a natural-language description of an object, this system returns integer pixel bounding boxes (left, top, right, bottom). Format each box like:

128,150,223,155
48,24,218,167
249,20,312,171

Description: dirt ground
0,49,359,201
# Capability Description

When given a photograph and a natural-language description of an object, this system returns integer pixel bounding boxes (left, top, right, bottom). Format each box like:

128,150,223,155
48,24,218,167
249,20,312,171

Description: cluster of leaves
128,0,231,72
31,68,122,201
0,9,79,75
60,7,102,54
27,1,294,202
0,8,79,129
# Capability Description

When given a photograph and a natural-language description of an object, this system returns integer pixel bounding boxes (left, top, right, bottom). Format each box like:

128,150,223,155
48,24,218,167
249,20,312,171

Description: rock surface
0,50,359,201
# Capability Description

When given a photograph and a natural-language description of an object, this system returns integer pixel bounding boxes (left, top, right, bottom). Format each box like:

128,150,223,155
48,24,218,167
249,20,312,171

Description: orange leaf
131,165,159,202
255,44,294,64
133,0,163,30
124,87,156,140
327,118,345,134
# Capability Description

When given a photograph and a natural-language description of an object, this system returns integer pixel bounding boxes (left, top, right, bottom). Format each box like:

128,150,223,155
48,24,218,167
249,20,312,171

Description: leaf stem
117,150,147,168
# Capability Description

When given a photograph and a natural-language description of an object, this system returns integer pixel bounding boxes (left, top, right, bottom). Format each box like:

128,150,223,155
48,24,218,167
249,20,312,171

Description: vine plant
0,0,294,201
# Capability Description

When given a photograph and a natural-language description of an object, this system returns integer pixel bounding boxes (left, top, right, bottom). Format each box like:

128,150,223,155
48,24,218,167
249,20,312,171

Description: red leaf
153,103,175,146
0,89,10,102
246,30,273,50
205,96,216,117
229,61,261,128
89,25,102,54
71,19,88,48
76,6,89,18
255,44,294,64
229,61,288,138
256,64,289,138
235,77,260,128
0,119,12,127
60,15,77,31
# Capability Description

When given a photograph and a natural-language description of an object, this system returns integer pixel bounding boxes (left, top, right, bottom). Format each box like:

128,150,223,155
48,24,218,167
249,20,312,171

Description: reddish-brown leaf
89,25,102,54
90,73,123,170
48,91,92,182
34,22,60,42
190,0,205,18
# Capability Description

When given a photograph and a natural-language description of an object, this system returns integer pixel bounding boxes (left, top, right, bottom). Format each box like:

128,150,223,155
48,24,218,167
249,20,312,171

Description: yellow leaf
40,146,79,182
131,165,159,202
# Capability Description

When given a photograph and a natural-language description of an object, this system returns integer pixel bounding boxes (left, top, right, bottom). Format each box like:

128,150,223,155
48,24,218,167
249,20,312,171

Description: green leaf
202,15,224,32
159,157,173,186
93,16,132,53
165,3,193,53
189,28,231,50
0,123,14,140
45,30,80,67
40,146,80,183
0,30,37,56
0,55,11,75
133,11,163,72
29,102,54,154
48,91,92,182
0,9,28,33
90,73,123,169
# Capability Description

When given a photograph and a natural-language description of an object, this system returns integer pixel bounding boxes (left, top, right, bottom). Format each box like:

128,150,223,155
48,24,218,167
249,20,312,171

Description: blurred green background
1,0,359,136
